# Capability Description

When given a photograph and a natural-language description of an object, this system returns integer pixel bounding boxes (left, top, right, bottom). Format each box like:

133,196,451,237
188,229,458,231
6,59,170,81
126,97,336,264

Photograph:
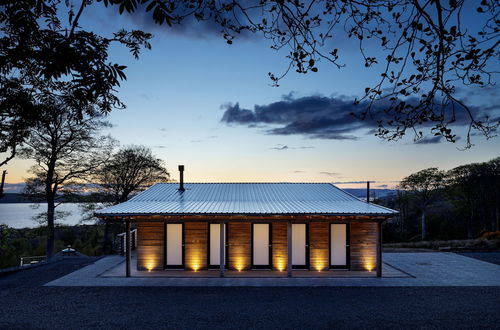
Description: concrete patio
45,252,500,287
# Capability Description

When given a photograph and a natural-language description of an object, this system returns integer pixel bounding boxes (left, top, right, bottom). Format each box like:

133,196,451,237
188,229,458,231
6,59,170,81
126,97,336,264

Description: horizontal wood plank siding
137,222,164,271
228,222,251,271
350,222,377,271
184,222,208,270
309,222,329,271
271,222,288,271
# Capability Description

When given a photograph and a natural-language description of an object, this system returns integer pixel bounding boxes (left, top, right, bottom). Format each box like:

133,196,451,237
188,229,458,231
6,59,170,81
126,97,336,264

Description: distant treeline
379,157,500,242
0,193,116,203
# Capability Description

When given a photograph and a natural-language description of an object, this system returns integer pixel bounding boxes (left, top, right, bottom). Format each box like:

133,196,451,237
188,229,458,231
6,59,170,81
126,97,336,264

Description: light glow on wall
146,260,156,272
275,260,285,272
362,253,375,272
314,263,325,272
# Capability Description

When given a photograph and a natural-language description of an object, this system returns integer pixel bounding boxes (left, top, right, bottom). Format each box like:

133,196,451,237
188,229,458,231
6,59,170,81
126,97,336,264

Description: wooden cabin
95,174,396,278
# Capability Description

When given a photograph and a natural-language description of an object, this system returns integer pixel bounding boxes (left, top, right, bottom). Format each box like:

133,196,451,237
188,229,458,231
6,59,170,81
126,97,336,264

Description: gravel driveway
1,257,500,329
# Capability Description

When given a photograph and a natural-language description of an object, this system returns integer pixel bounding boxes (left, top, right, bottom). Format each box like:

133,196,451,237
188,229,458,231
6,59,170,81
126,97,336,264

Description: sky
2,2,499,189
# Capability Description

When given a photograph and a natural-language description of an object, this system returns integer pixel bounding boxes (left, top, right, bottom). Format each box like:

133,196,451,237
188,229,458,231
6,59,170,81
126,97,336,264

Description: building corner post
220,222,225,278
125,218,131,278
376,220,382,278
287,222,292,278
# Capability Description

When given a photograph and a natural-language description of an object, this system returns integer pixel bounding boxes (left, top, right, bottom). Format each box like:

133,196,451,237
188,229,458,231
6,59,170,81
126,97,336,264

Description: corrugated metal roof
95,183,397,216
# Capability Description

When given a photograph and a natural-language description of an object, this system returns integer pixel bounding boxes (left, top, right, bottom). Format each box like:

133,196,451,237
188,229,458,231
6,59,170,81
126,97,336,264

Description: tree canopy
94,145,170,204
104,0,499,147
0,0,152,165
21,105,115,258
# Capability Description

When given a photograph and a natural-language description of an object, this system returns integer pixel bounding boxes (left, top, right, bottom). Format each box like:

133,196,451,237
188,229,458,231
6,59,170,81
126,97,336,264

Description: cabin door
209,223,226,267
292,224,308,268
165,223,183,268
330,223,349,268
252,224,270,268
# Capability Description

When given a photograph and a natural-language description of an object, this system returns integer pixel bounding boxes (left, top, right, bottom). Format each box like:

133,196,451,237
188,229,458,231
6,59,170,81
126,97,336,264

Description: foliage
20,105,116,258
0,0,152,165
0,224,124,269
94,145,170,204
103,0,499,147
82,145,169,252
399,167,445,239
382,157,500,242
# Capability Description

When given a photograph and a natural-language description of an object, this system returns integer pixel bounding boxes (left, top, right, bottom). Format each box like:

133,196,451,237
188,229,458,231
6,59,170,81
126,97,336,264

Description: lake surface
0,203,97,228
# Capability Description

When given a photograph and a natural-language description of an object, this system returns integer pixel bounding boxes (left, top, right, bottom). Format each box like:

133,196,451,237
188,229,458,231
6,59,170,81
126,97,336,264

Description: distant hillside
343,188,396,199
1,188,396,203
0,193,32,203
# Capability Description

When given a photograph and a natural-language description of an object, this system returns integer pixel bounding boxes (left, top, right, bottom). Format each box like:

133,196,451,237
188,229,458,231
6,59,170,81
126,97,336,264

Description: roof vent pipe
366,181,370,203
178,165,185,191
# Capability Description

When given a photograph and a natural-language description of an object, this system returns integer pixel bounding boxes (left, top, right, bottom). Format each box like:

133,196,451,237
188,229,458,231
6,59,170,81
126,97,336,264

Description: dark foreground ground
1,257,499,330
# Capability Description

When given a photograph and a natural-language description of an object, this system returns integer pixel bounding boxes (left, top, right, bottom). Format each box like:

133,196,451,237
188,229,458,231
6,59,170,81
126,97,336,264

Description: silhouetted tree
91,145,170,252
0,0,151,165
400,167,444,240
21,105,115,258
104,0,499,147
446,157,500,238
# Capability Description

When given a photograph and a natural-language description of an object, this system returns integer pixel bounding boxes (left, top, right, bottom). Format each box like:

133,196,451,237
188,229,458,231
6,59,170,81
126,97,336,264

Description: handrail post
287,222,292,278
125,219,131,278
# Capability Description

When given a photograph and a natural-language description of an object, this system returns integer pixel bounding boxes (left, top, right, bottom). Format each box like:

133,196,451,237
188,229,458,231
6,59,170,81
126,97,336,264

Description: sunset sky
2,2,499,188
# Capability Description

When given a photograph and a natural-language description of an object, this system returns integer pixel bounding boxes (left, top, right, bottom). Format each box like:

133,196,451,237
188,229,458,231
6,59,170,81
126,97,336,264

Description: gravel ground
1,258,500,330
457,252,500,265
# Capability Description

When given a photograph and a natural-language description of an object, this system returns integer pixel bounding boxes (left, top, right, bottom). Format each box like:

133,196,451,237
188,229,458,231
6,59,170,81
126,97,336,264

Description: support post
287,222,292,278
125,219,131,278
219,222,225,277
376,220,382,278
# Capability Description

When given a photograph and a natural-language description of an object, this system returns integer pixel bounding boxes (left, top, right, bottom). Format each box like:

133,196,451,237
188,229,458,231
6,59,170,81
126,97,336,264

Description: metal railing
115,229,137,255
20,255,46,267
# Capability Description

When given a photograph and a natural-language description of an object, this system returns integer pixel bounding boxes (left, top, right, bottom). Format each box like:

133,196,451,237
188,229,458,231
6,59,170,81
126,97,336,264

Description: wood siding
184,222,208,270
137,222,164,271
228,222,251,270
350,222,378,271
309,222,329,271
271,222,288,271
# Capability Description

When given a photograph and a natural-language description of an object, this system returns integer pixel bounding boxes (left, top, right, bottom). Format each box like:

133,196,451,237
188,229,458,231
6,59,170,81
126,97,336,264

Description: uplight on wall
146,260,156,272
314,263,325,272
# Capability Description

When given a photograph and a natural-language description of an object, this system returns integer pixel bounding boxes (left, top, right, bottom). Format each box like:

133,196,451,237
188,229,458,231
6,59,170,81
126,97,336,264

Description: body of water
0,203,97,228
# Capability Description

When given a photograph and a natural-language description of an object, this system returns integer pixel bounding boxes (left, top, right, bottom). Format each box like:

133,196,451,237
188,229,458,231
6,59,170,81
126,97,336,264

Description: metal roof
95,183,397,217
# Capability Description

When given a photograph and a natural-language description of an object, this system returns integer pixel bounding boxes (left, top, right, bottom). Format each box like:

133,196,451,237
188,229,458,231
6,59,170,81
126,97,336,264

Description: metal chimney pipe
366,181,370,203
178,165,185,191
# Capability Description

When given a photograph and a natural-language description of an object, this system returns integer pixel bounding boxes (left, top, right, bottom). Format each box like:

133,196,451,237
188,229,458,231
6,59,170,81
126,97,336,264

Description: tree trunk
421,210,427,240
46,197,55,259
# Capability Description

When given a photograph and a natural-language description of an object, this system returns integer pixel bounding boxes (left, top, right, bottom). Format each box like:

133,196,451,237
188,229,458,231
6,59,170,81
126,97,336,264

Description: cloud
221,95,382,140
153,145,167,149
319,171,342,177
270,144,289,150
269,144,315,150
293,170,305,173
221,94,497,141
